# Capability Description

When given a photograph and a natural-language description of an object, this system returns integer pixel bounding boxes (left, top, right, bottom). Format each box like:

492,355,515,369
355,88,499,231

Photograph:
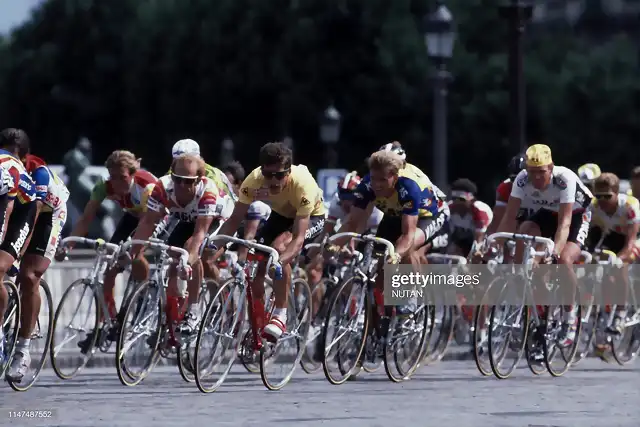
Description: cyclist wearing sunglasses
215,142,326,342
129,154,226,336
447,178,492,257
497,144,593,347
58,150,157,350
586,173,640,335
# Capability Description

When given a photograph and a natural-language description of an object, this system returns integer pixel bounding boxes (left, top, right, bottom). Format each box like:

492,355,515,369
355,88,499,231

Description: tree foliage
0,0,637,197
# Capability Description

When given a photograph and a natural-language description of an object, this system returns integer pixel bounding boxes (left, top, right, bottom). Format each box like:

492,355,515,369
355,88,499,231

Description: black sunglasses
171,174,198,185
261,167,290,180
595,193,613,200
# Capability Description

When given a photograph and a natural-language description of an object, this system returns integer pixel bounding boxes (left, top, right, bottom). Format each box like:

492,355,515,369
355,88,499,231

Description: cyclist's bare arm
619,222,640,262
213,201,249,260
280,215,310,265
187,215,214,264
66,200,101,249
554,203,573,254
395,214,418,259
332,204,369,247
237,218,260,261
496,196,522,233
129,210,164,258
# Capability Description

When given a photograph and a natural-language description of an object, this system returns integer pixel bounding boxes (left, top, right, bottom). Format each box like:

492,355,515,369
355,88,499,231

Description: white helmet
577,163,601,184
171,139,200,158
379,142,406,160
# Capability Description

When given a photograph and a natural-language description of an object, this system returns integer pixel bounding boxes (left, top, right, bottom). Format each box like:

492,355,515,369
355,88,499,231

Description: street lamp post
319,105,342,168
499,0,533,154
423,2,456,191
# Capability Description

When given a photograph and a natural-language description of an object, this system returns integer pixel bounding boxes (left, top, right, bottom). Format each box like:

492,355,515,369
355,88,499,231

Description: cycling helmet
577,163,601,184
337,171,361,199
172,139,200,158
379,142,406,160
508,153,526,179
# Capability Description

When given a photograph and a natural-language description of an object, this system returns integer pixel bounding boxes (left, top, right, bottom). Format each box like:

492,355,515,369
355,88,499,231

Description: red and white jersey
449,200,493,234
495,179,513,207
147,175,223,222
0,152,36,204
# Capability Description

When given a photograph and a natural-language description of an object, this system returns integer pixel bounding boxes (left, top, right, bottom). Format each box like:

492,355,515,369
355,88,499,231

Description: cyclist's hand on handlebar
178,263,193,280
324,244,340,255
54,247,68,262
269,262,284,280
386,253,401,264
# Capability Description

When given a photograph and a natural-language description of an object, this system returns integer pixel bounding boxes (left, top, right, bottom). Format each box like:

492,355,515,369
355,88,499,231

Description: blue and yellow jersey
0,150,36,204
353,164,446,217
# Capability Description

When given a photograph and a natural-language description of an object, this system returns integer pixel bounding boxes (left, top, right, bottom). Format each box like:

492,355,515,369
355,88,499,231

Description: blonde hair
105,150,140,173
594,172,620,193
172,154,206,177
369,150,404,175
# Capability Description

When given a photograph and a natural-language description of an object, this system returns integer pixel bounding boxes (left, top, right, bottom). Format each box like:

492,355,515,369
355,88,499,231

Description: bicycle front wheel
0,281,20,379
8,279,54,392
115,280,163,386
50,279,99,380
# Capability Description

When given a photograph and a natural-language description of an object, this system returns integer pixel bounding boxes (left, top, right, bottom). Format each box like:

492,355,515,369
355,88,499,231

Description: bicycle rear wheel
610,310,640,365
115,280,163,386
385,304,430,382
1,281,20,379
178,279,216,383
544,304,582,377
8,279,54,392
50,279,99,380
260,278,312,390
488,303,529,380
321,276,369,385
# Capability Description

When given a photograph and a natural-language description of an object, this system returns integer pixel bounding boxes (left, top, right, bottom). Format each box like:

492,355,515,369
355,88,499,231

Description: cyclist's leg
557,211,590,344
263,214,324,341
104,212,140,318
166,221,197,332
3,202,37,380
201,218,223,281
0,195,9,329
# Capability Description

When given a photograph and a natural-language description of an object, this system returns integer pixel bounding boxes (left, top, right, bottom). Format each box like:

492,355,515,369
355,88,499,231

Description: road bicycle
50,237,135,380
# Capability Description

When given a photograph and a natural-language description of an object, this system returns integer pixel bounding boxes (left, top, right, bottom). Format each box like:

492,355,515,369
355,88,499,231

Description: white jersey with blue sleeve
247,201,271,222
32,165,70,212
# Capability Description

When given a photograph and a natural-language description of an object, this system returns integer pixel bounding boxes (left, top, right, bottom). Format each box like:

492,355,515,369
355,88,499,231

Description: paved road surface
1,359,638,427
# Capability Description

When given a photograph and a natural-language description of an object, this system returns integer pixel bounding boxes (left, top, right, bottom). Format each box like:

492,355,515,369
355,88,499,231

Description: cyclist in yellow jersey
214,142,326,342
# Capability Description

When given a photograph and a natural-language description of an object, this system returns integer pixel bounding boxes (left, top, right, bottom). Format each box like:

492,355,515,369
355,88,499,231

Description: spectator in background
631,167,640,197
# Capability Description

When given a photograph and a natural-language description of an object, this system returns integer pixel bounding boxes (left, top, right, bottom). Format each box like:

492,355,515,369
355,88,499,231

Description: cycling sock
272,307,287,322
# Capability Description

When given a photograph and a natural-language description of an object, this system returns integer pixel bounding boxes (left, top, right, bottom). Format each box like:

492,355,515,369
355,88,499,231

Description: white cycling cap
171,139,200,158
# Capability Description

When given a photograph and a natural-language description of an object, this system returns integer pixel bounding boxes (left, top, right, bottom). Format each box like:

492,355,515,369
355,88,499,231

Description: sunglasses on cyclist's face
261,167,290,180
595,193,614,200
171,174,198,185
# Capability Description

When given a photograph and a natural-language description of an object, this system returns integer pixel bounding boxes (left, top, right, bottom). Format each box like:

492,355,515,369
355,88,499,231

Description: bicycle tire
178,279,216,383
115,280,163,386
194,278,246,393
488,304,529,380
543,304,582,377
300,279,333,375
610,314,640,366
0,281,20,379
260,278,312,391
572,304,598,366
385,305,430,382
50,279,99,380
321,276,369,385
8,279,55,392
